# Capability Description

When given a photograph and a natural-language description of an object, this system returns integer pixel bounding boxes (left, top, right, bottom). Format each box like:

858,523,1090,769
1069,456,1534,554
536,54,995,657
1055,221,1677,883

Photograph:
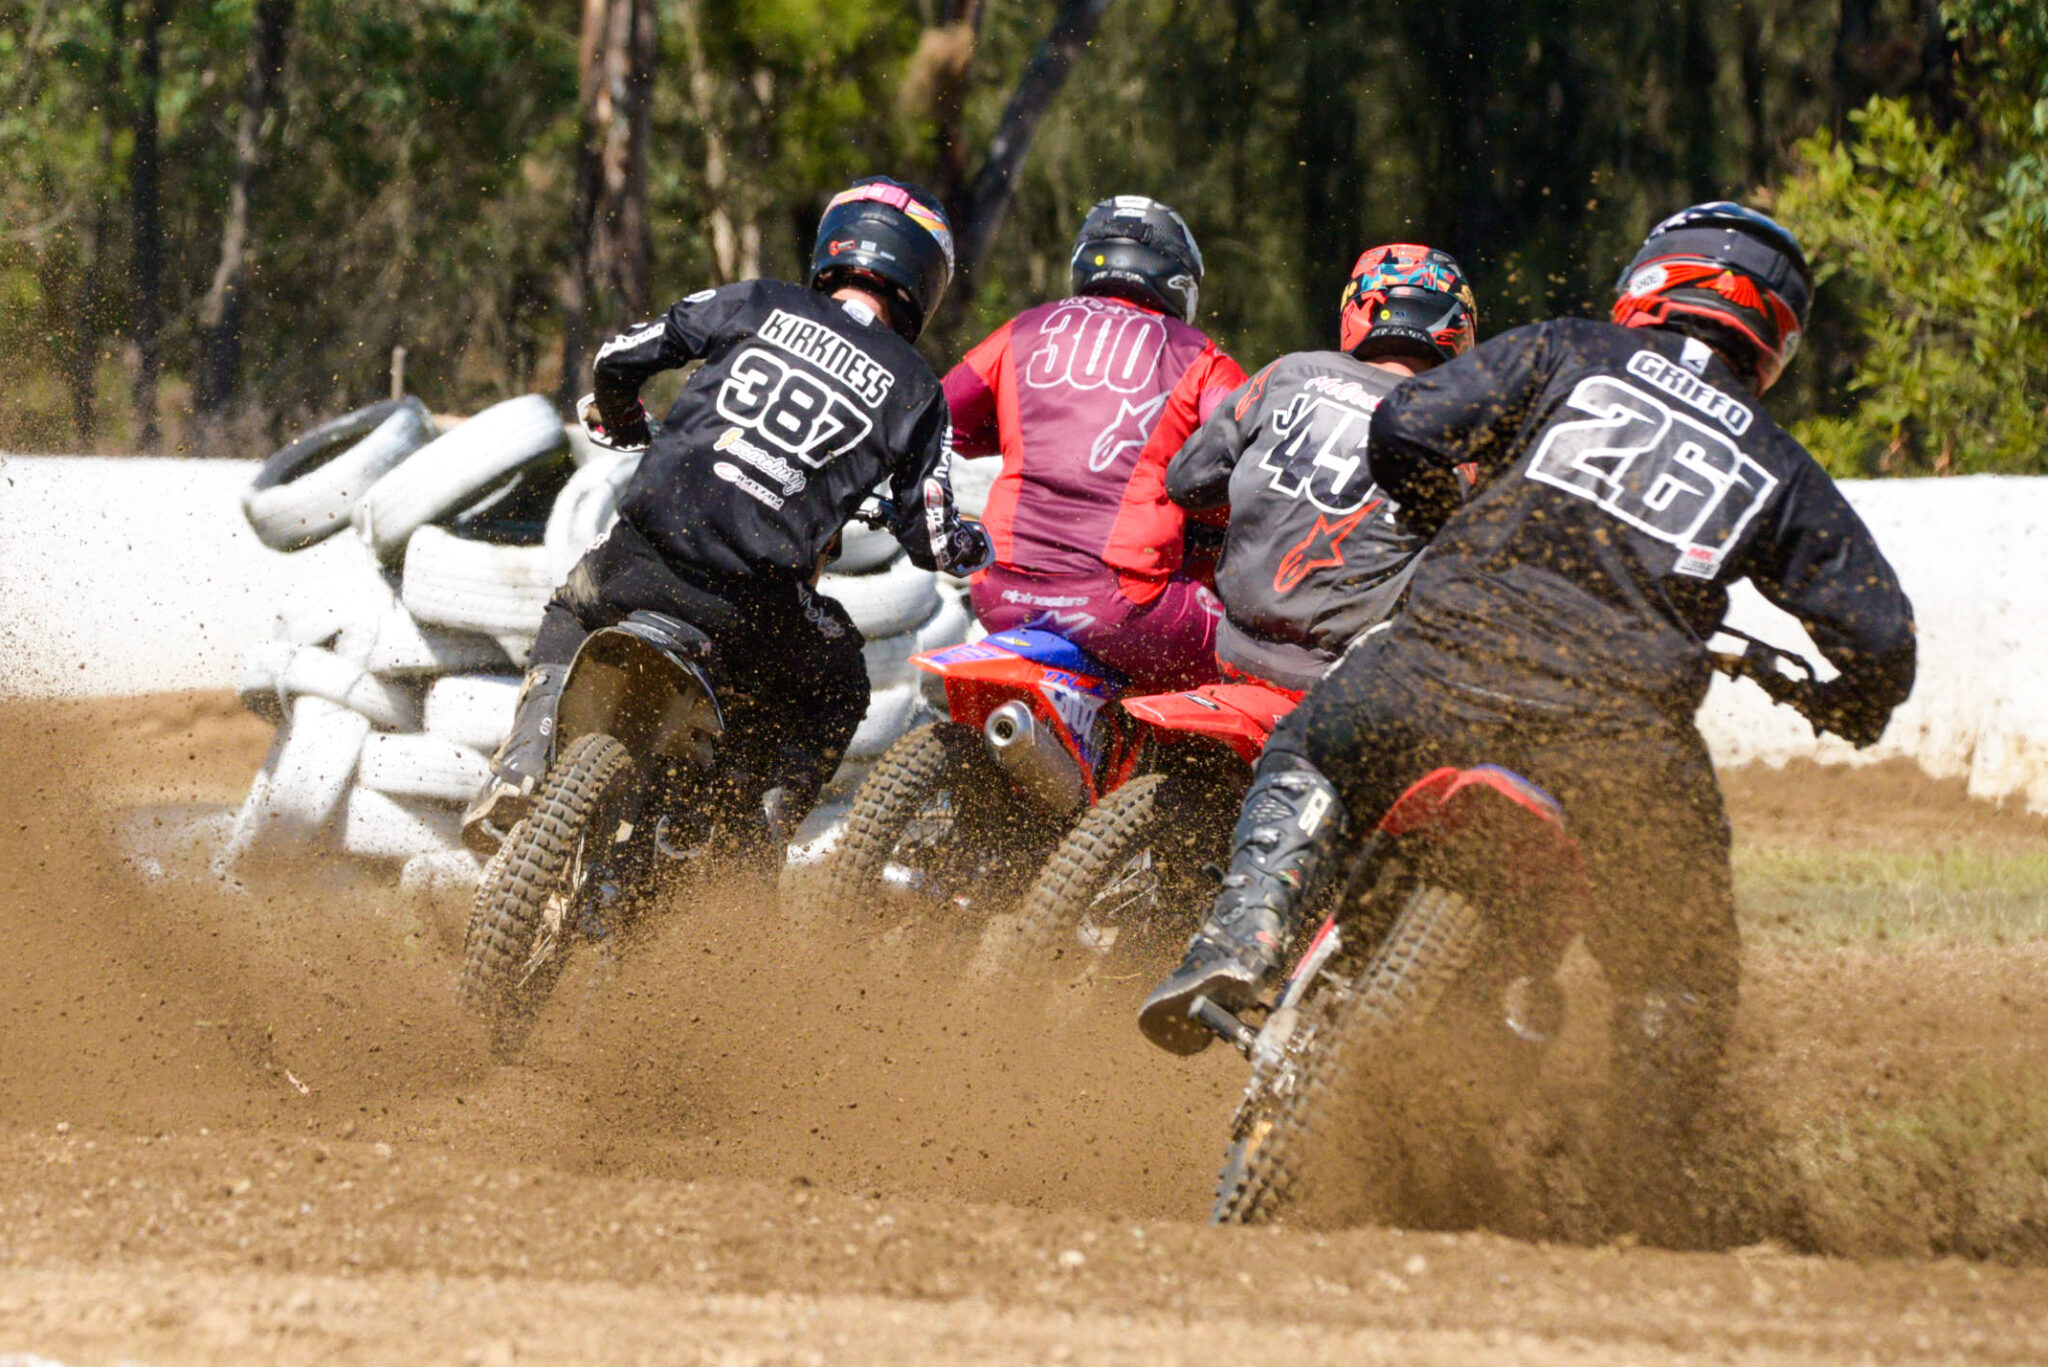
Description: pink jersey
943,295,1244,604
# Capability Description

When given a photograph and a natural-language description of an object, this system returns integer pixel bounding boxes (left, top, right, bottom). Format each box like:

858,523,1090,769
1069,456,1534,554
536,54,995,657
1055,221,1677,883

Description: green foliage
1777,98,2048,475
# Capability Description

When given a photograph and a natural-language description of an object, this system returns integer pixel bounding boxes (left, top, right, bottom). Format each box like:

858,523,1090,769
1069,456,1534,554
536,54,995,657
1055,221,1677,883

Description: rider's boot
461,663,569,855
1138,756,1346,1055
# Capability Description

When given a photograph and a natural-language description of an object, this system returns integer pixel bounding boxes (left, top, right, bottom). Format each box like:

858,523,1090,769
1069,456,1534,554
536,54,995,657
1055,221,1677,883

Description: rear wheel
823,721,1048,921
986,773,1223,978
458,732,637,1059
1212,881,1489,1225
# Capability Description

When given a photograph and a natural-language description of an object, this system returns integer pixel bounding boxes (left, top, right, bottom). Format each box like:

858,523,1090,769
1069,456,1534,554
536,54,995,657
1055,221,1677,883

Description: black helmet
1069,196,1204,321
1612,202,1814,393
809,176,955,342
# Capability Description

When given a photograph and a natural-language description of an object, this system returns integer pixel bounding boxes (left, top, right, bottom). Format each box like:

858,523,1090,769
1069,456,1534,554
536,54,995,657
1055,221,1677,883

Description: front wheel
822,721,1049,922
1212,881,1489,1225
458,732,638,1059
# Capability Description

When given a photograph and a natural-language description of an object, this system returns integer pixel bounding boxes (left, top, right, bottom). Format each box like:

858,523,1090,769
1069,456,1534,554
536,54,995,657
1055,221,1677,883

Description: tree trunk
952,0,1116,292
679,0,760,284
1736,0,1769,186
129,0,170,453
69,0,128,447
194,0,295,448
558,0,659,408
1832,0,1876,127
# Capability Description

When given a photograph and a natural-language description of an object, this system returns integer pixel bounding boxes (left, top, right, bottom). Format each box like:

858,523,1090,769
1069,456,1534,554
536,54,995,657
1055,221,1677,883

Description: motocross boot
461,663,569,855
1138,756,1346,1055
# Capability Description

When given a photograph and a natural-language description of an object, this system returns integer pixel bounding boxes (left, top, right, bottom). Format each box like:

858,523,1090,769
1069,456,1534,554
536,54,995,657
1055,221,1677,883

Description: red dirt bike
1198,631,1823,1226
979,675,1302,977
821,627,1150,917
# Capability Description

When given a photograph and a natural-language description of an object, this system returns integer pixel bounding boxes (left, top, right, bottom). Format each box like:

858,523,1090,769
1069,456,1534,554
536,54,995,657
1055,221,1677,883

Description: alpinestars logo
1087,393,1168,471
1273,501,1379,594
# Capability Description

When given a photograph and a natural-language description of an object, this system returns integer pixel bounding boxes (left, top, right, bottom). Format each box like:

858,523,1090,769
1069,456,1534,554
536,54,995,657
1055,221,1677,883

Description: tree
193,0,296,447
558,0,659,406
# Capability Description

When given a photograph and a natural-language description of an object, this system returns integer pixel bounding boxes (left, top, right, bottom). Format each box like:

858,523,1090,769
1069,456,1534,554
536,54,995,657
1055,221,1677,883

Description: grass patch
1735,844,2048,947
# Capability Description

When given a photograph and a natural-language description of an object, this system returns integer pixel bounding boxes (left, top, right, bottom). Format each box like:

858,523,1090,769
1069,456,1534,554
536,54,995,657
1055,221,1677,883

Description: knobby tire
457,732,636,1060
1213,881,1488,1225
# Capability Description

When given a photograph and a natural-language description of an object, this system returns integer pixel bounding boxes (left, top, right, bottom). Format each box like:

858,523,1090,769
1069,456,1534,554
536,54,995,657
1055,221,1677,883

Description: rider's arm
1165,363,1267,513
940,323,1012,459
1366,321,1560,537
1156,345,1249,522
886,393,995,577
1739,457,1917,747
591,284,745,427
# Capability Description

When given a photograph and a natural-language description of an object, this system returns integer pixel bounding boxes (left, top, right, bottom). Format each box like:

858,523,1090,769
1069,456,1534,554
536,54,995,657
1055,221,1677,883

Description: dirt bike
988,675,1302,975
457,414,898,1059
1198,631,1823,1226
821,627,1150,920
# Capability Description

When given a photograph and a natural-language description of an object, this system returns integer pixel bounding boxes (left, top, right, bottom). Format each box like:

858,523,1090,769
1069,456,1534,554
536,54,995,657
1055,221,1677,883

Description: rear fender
1376,764,1586,947
912,634,1121,791
559,611,723,768
1121,683,1299,767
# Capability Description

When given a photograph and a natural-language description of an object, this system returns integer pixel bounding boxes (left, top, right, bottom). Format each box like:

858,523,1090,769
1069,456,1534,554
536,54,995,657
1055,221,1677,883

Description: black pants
531,519,870,822
1268,633,1741,1062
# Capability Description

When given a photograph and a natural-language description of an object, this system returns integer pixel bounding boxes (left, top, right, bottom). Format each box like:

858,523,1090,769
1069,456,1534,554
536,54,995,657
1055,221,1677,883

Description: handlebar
1709,627,1822,723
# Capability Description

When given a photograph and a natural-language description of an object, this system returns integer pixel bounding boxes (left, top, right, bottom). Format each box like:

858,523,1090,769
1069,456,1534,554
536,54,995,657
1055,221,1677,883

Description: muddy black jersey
1168,352,1422,689
1364,317,1916,731
592,279,983,582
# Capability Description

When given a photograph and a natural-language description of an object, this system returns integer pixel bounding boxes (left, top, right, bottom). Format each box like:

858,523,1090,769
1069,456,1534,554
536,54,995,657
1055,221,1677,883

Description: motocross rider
1164,244,1480,694
942,196,1246,691
1140,204,1917,1182
461,176,992,867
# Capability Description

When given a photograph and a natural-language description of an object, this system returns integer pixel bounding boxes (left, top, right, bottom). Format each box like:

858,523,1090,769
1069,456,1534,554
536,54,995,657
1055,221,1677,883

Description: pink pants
971,563,1224,693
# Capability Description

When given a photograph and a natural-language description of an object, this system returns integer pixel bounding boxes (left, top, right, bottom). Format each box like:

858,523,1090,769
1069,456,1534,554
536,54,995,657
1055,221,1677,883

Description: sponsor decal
1298,788,1332,833
1625,263,1669,295
1273,502,1379,594
1087,393,1169,472
999,590,1091,608
595,319,665,363
714,427,808,494
1038,678,1108,768
712,460,786,510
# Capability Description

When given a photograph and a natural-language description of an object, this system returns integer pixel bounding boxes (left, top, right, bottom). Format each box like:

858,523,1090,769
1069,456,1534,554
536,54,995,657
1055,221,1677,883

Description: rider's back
1368,316,1915,732
947,294,1240,591
1168,351,1425,691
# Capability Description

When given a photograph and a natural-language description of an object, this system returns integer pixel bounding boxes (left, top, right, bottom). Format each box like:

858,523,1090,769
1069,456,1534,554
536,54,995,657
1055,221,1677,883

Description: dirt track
3,694,2047,1365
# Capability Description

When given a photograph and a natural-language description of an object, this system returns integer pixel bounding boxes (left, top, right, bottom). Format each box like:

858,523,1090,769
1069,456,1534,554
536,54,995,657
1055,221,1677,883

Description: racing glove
1798,675,1893,749
576,391,653,452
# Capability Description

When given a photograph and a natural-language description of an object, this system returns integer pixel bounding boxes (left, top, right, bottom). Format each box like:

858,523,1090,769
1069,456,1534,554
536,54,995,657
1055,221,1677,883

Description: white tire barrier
234,642,420,730
913,590,974,653
545,452,638,582
216,696,371,869
400,525,556,637
847,681,930,761
832,522,900,575
340,786,464,862
423,673,523,752
356,731,492,802
352,394,568,563
820,554,939,640
243,398,435,552
861,623,922,693
340,600,512,677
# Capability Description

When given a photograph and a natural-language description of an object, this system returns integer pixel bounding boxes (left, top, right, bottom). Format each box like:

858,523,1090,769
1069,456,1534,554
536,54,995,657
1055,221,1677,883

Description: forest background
1,0,2043,477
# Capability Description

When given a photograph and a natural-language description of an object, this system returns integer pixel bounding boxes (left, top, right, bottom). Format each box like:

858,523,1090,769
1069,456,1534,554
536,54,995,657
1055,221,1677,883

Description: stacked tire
219,394,962,894
821,521,974,798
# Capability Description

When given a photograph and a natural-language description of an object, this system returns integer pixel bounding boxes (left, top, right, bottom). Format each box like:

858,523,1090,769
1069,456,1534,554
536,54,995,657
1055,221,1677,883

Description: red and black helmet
1070,196,1205,322
1338,244,1478,365
1611,202,1813,393
809,176,955,342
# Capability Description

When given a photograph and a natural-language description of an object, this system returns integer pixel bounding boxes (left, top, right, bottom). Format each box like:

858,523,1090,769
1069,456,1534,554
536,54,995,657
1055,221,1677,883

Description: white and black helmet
1069,195,1205,322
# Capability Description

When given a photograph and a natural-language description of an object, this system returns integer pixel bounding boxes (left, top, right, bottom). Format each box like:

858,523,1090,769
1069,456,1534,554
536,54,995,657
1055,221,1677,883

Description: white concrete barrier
3,455,2043,811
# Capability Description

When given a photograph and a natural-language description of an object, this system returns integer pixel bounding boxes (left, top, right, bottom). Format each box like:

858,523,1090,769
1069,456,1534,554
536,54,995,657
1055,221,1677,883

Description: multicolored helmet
1611,202,1813,393
1338,244,1478,364
809,176,955,342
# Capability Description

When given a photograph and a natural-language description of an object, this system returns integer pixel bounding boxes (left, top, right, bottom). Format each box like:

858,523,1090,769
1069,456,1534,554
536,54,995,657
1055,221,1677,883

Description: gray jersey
1166,351,1425,690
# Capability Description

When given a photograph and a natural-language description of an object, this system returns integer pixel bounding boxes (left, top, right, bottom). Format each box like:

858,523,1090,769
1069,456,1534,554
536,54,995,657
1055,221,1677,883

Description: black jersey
1363,317,1916,732
1167,352,1421,690
592,279,985,582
